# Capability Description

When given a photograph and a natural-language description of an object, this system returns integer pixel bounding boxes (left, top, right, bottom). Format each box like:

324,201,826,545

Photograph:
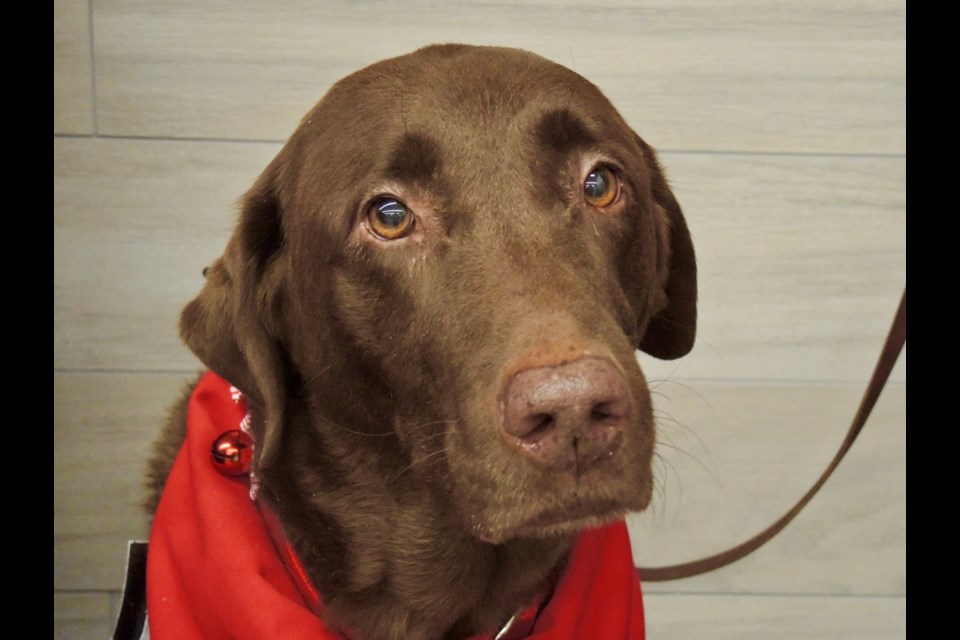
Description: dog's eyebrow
534,108,598,155
384,133,443,184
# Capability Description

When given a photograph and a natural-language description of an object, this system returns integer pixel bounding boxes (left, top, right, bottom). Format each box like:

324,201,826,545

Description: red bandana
147,371,646,639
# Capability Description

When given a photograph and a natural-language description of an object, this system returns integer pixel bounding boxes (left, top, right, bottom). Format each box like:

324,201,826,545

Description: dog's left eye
367,197,415,240
583,165,620,208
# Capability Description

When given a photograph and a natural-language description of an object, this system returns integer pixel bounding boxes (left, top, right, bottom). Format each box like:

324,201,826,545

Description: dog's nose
501,356,631,473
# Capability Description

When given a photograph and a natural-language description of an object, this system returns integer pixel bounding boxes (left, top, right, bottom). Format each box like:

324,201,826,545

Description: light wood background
54,1,905,638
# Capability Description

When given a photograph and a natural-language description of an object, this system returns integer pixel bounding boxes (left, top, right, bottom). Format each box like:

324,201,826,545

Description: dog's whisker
650,378,719,423
297,365,334,396
654,405,717,475
654,409,695,442
648,451,677,528
314,413,395,438
331,425,395,438
389,447,449,483
404,419,458,431
646,360,683,391
654,439,722,490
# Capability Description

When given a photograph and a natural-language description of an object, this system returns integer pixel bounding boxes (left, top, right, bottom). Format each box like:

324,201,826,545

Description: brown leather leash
638,289,906,581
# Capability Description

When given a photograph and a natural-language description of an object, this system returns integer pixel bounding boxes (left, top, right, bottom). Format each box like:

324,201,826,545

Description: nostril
531,413,554,436
589,401,623,426
515,413,555,441
590,402,612,423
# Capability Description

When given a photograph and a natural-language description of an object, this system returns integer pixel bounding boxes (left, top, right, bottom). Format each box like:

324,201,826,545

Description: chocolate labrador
145,44,696,640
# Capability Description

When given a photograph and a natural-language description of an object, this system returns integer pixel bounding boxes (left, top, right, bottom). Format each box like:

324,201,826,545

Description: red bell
211,429,254,476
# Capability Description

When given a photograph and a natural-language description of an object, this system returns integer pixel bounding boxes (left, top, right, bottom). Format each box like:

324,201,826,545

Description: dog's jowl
145,44,696,640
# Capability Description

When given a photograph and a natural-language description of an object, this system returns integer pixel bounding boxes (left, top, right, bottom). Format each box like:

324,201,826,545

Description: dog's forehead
316,45,627,152
347,46,599,103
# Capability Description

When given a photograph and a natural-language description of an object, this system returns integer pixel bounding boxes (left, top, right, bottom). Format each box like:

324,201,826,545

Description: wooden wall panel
53,372,185,590
54,0,94,133
642,151,905,384
93,0,904,154
643,593,906,640
629,384,905,596
54,137,280,371
53,593,112,640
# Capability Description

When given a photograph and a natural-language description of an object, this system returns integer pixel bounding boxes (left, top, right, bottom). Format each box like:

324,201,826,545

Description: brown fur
147,44,697,640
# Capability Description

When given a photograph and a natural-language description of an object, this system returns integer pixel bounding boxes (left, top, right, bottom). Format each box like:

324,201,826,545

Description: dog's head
181,44,696,544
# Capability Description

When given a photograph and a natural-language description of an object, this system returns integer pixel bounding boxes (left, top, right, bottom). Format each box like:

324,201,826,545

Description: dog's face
181,45,695,545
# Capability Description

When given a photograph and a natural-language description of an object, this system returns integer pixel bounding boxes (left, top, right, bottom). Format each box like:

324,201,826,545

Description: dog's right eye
583,165,620,209
367,197,415,240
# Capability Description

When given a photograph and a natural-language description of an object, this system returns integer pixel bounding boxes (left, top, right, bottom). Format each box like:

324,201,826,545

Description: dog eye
583,165,620,208
367,197,415,239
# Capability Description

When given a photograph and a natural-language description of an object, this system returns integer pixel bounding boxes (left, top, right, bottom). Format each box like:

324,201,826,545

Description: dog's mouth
448,423,655,545
462,452,653,544
467,495,635,544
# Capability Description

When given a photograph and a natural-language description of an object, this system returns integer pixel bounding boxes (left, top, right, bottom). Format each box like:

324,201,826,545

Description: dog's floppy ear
179,161,289,469
635,137,698,360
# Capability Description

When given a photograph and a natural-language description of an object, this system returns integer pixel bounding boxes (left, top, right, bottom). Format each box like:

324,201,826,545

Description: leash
638,288,906,581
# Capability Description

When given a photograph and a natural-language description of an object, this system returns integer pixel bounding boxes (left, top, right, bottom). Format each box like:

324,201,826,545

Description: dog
145,44,696,640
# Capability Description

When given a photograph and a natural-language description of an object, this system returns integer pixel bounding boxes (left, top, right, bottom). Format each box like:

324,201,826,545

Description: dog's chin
468,494,646,545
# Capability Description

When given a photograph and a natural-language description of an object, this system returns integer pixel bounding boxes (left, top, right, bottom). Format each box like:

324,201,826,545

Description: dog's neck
256,398,575,640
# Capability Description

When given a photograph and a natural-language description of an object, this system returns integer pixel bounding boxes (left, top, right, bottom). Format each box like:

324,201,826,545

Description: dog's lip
520,499,627,535
469,495,629,544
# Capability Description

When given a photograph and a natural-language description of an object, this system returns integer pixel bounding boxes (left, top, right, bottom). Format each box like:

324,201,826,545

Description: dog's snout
501,356,631,472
